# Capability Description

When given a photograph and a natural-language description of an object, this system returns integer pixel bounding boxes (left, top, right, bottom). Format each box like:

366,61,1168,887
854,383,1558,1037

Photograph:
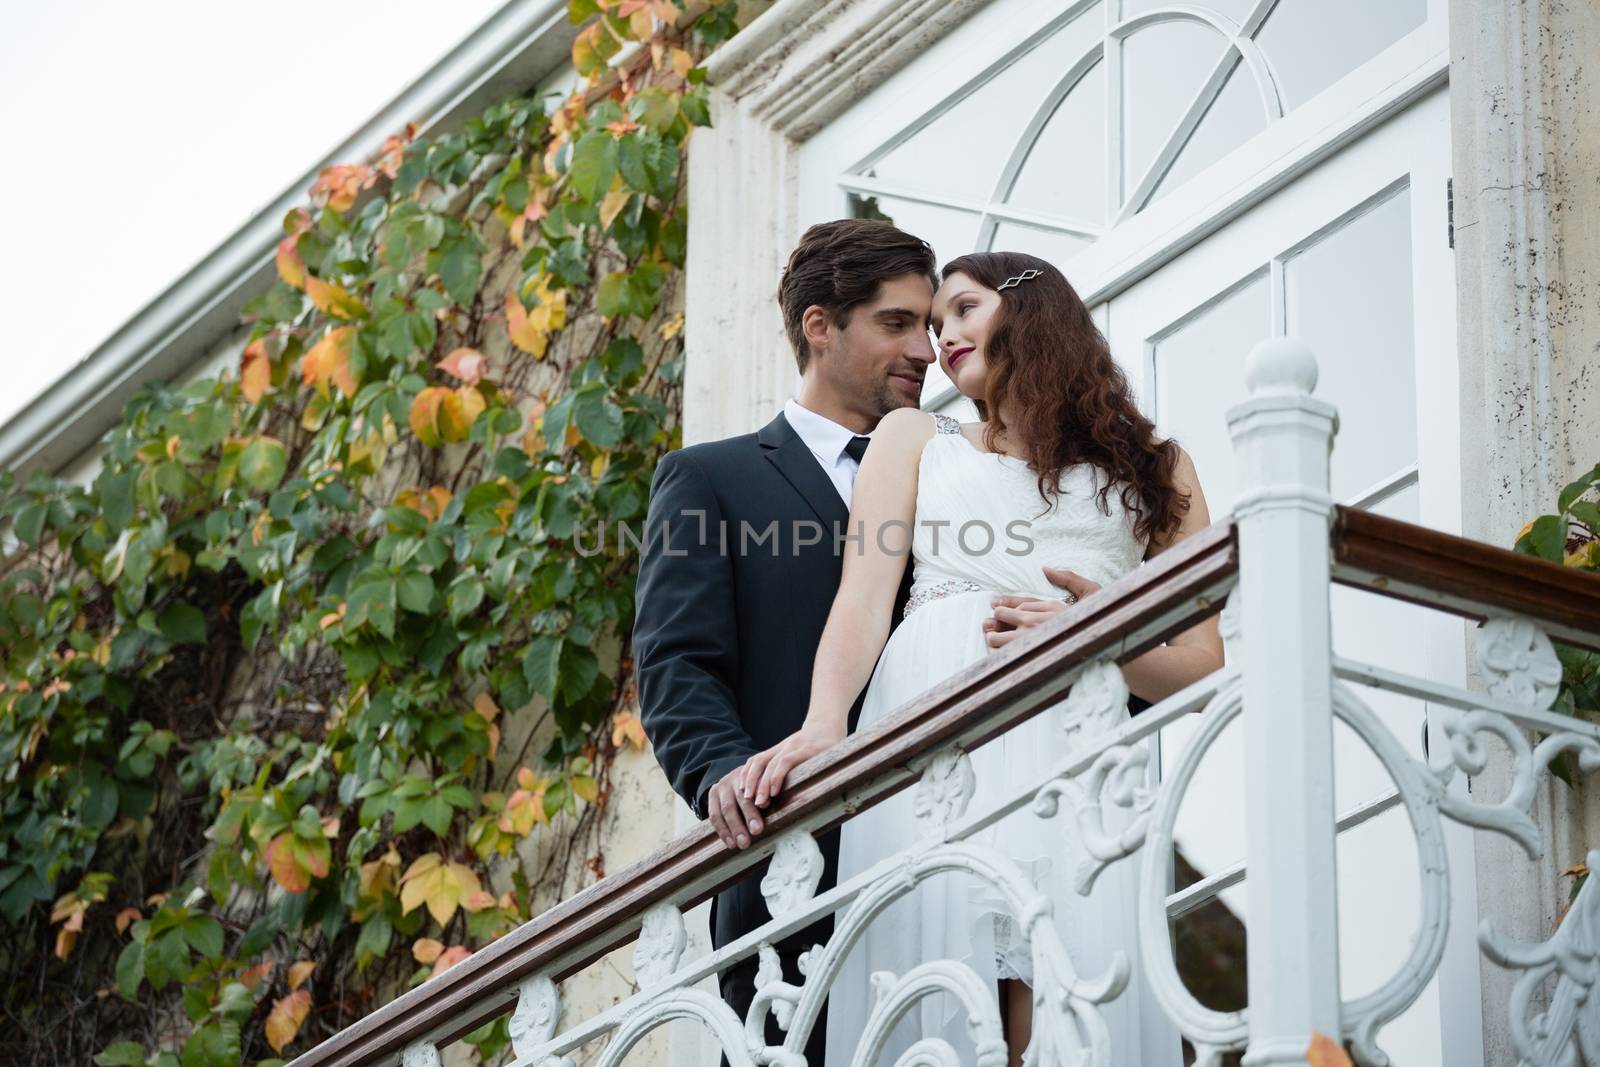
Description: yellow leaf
505,282,566,360
306,275,368,321
473,692,500,722
358,848,399,902
287,960,316,992
412,937,445,964
658,312,684,340
670,48,695,80
265,833,309,893
599,184,632,230
302,326,357,398
591,454,609,481
611,711,648,750
399,854,483,926
572,775,599,804
439,386,487,443
409,386,451,447
1306,1032,1353,1067
265,989,312,1053
276,237,306,290
321,815,340,839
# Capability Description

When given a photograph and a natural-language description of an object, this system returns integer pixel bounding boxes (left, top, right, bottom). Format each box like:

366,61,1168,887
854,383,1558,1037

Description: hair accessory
997,269,1042,291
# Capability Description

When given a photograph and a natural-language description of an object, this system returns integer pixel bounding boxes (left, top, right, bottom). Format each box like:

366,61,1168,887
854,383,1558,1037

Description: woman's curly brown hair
941,251,1188,544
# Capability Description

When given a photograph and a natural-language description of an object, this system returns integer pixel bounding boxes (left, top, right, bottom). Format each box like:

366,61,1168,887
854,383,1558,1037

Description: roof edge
0,0,575,480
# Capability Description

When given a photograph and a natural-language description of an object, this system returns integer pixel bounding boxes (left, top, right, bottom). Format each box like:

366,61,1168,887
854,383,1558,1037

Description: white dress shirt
784,398,871,504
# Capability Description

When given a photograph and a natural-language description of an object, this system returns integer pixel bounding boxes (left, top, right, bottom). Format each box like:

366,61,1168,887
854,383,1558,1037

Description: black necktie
844,435,871,465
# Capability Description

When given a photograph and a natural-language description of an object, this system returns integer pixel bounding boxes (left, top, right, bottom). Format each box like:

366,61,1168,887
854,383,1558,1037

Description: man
633,218,937,1059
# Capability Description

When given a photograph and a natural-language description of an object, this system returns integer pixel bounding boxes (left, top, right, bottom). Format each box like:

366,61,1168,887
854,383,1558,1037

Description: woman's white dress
822,413,1179,1066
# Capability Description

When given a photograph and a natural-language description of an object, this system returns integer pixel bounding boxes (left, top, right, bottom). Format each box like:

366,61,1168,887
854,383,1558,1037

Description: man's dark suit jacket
633,410,914,1045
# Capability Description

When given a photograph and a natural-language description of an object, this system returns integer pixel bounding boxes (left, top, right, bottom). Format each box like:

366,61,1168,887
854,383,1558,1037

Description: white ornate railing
292,340,1600,1067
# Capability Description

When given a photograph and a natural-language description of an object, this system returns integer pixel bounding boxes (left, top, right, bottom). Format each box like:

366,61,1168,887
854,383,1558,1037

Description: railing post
1226,338,1342,1065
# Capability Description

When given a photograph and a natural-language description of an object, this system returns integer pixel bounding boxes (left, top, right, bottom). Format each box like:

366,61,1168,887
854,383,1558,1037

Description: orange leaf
411,937,445,964
114,907,141,936
265,833,310,893
473,691,501,722
306,275,368,322
1307,1032,1353,1067
310,164,370,213
321,815,340,839
432,945,471,977
241,339,273,403
409,386,451,447
438,386,486,443
302,326,357,398
611,711,648,750
239,961,273,991
276,237,306,290
436,347,488,385
287,960,316,992
462,890,496,912
265,989,312,1053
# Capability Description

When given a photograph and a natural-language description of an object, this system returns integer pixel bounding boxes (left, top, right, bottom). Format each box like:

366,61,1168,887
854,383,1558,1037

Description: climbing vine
0,2,749,1063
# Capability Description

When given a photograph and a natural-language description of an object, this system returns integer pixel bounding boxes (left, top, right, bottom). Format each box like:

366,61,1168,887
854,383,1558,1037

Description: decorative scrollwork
1033,745,1154,894
593,987,758,1067
632,902,687,989
400,1043,442,1067
1479,848,1600,1066
855,961,1008,1067
750,941,803,1035
1478,617,1563,709
509,974,561,1061
913,746,976,828
759,831,825,920
1057,660,1130,758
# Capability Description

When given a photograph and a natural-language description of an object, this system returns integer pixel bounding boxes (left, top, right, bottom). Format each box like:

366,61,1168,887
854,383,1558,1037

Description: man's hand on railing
984,566,1100,649
736,722,848,828
707,763,766,850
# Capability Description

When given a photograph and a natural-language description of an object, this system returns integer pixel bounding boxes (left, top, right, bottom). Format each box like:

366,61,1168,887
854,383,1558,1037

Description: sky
0,0,509,430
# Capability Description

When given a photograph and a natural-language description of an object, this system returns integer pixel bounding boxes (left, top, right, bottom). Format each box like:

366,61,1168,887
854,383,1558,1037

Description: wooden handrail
1332,506,1600,651
289,520,1240,1067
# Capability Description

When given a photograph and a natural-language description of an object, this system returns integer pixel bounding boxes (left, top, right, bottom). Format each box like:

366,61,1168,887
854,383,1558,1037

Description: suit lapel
758,412,850,530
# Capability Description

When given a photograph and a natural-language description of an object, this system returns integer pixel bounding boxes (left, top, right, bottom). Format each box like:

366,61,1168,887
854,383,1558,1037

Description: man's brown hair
777,219,938,373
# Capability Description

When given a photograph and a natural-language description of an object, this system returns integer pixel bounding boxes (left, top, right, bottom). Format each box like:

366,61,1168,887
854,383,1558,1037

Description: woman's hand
739,722,846,811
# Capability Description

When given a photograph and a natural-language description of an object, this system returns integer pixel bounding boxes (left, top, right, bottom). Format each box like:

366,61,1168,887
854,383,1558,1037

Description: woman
738,252,1223,1065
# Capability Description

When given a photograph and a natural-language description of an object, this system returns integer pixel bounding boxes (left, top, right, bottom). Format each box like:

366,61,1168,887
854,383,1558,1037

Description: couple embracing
633,219,1222,1065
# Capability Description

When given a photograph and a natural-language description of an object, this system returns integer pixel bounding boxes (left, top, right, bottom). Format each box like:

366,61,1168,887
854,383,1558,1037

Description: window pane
1255,0,1427,111
1147,58,1267,208
1121,19,1229,201
987,220,1093,268
1283,187,1416,503
1151,273,1272,516
869,3,1103,204
1004,61,1107,224
1125,0,1259,27
853,195,983,264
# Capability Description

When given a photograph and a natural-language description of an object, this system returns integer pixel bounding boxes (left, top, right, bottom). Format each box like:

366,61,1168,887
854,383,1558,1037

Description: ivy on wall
0,2,749,1063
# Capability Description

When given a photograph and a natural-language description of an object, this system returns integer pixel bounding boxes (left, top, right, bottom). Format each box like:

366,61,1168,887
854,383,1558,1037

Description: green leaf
1528,514,1568,562
573,390,624,449
436,239,482,306
567,0,600,22
239,436,288,492
1557,464,1600,513
94,1042,148,1067
569,131,618,204
14,501,47,545
680,89,712,128
1568,500,1600,535
398,571,435,613
182,915,225,958
523,636,562,700
596,272,632,318
157,603,208,645
116,939,146,1000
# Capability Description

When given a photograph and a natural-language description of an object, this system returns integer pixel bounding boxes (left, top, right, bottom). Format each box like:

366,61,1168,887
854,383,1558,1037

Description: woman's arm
741,408,934,810
987,447,1224,703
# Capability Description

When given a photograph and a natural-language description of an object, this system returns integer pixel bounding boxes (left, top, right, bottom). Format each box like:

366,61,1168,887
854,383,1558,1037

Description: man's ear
800,305,833,359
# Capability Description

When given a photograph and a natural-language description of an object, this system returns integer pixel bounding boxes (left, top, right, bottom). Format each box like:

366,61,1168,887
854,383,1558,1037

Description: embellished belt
903,578,985,618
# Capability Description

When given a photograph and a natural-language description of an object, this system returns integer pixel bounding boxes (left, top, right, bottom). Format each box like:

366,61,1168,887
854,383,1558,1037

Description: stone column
1449,1,1600,1060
